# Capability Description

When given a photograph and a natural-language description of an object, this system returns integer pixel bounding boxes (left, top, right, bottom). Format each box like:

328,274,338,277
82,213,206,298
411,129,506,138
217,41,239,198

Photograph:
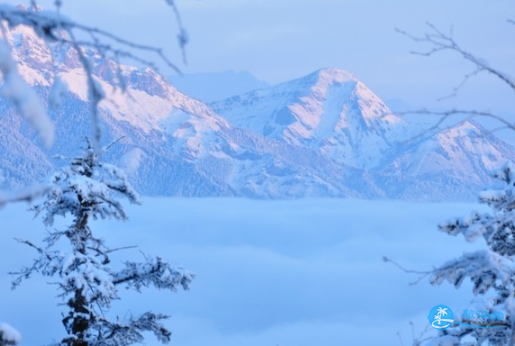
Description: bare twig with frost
397,23,515,95
383,256,431,285
398,109,515,145
396,322,432,346
396,22,515,144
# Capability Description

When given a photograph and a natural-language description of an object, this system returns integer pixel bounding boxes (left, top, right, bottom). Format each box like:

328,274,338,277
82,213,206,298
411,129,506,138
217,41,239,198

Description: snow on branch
439,162,515,256
0,323,21,346
93,312,172,346
430,250,514,294
114,254,194,292
438,210,491,242
31,139,141,227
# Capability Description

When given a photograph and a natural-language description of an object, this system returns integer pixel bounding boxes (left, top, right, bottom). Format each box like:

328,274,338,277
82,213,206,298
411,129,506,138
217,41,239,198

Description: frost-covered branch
113,255,194,292
430,250,514,295
382,256,431,285
92,312,172,346
399,109,515,144
396,22,515,145
396,322,432,346
31,140,141,227
398,23,515,94
439,162,515,256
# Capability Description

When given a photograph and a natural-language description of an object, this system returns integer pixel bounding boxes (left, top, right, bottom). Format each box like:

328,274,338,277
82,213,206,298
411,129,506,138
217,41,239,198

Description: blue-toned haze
0,1,514,346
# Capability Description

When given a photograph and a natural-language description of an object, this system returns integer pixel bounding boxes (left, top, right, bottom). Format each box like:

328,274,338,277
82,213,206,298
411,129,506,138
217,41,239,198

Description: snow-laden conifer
426,162,515,346
11,139,194,346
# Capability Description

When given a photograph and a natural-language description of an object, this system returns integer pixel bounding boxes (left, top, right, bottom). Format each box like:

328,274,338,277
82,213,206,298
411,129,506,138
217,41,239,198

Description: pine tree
425,162,515,346
10,139,194,346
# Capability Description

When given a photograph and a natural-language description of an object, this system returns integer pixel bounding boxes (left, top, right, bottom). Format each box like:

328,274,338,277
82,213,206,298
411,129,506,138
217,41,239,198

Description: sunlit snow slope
211,68,515,200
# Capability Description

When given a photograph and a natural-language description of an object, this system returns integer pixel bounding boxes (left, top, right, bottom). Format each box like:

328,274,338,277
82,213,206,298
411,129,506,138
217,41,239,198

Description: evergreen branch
113,254,194,292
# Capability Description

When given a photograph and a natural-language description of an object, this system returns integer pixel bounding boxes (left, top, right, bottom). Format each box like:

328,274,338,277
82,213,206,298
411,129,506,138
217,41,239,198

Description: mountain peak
311,67,358,83
211,68,407,168
291,68,359,94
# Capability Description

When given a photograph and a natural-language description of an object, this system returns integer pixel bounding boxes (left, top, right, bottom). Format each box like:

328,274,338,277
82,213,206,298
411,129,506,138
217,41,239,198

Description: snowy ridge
211,68,412,169
211,68,515,200
0,25,514,200
375,121,515,200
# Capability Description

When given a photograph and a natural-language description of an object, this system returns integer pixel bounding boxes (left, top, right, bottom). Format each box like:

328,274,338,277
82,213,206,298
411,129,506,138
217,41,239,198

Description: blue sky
67,1,514,112
7,1,515,118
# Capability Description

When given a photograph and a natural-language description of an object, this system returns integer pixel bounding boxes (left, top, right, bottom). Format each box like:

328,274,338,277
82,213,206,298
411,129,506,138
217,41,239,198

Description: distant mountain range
0,25,513,201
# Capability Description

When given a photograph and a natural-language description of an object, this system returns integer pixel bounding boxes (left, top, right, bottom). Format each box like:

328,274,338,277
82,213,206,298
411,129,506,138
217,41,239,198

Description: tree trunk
61,286,91,346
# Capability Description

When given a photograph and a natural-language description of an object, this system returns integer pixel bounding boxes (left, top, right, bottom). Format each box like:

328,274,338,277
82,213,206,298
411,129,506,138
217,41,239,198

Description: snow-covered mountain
0,24,513,200
375,121,515,200
211,68,515,200
0,25,375,199
211,68,411,169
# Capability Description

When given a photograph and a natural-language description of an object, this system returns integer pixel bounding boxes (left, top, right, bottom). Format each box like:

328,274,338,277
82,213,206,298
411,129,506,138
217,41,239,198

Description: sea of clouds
0,198,489,346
